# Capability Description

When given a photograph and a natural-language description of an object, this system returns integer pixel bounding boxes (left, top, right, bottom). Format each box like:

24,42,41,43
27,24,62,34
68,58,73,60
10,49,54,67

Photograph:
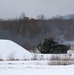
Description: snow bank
0,39,32,60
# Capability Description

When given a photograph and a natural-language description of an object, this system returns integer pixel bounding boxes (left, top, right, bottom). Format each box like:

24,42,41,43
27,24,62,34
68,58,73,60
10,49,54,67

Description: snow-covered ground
0,61,74,75
0,39,74,75
0,39,74,61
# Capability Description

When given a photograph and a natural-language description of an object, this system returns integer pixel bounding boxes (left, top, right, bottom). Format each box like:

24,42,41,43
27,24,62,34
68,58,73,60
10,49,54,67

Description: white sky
0,0,74,19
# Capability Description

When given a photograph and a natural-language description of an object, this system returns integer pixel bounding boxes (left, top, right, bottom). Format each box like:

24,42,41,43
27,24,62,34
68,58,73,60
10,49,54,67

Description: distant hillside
62,14,74,19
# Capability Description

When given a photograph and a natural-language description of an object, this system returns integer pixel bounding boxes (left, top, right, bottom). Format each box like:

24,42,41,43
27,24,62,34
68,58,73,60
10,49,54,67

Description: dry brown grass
7,53,15,61
0,58,4,61
69,47,74,50
50,54,71,65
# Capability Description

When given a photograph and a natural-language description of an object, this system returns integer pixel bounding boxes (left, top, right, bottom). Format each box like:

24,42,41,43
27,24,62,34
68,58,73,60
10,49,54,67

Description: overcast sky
0,0,74,19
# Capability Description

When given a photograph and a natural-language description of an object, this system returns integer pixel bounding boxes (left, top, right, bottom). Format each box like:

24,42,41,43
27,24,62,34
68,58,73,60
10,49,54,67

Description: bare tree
20,12,26,19
19,12,26,37
37,14,45,20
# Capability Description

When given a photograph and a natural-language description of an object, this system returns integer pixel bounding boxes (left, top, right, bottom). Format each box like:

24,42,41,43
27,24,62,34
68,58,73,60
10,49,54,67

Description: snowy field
0,39,74,75
0,61,74,75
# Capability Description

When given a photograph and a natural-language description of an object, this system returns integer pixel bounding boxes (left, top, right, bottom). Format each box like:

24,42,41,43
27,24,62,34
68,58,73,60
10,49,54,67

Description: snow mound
0,39,32,60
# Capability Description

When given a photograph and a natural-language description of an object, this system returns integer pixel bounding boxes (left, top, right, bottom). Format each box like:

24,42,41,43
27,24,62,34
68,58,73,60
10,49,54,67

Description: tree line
0,16,74,50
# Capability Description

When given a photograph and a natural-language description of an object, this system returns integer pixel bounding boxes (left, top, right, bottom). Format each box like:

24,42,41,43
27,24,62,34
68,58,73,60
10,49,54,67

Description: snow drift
0,39,32,60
